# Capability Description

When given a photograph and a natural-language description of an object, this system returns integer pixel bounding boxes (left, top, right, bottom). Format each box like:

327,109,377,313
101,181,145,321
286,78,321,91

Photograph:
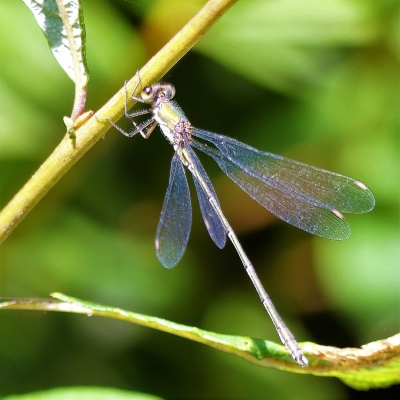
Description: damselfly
101,78,375,367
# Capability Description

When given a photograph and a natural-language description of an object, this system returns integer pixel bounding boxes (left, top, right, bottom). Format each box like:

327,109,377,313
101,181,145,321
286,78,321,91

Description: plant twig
55,0,88,120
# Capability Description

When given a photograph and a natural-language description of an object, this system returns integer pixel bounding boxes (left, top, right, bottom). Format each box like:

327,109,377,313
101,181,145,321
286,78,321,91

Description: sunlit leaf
22,0,89,86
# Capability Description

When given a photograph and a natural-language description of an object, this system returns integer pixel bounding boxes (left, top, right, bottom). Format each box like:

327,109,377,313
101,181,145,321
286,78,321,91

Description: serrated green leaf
1,294,399,389
22,0,89,87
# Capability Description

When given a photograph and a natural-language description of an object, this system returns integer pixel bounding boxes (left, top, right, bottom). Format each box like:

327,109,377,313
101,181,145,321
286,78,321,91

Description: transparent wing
155,153,192,268
192,129,375,240
186,147,227,249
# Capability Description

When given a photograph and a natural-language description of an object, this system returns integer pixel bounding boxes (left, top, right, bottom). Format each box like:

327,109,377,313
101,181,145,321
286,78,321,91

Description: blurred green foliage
0,0,399,399
2,387,163,400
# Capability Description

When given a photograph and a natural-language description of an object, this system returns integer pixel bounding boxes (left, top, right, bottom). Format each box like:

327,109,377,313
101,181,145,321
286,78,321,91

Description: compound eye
141,86,154,103
167,85,176,99
163,84,175,100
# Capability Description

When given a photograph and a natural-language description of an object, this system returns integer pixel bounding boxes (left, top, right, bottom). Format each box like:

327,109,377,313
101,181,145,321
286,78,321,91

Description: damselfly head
141,84,176,104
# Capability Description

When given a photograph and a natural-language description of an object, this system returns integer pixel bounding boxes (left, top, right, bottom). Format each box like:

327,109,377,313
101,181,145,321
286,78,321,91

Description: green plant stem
0,0,238,244
55,0,88,120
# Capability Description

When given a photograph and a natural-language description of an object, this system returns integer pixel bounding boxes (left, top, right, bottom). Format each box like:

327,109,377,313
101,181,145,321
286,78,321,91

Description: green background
1,0,399,399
